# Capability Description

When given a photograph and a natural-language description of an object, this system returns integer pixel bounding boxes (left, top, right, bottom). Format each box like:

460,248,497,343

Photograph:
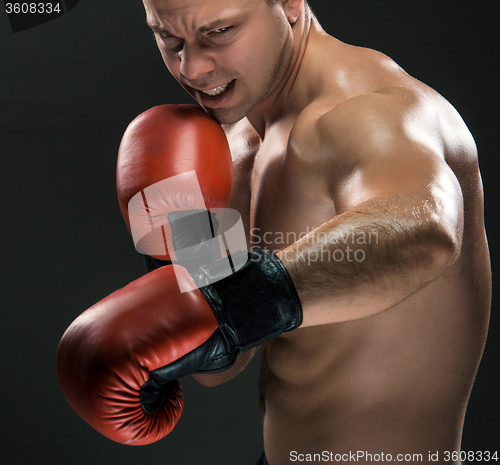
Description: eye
157,33,183,50
208,26,233,37
212,27,231,34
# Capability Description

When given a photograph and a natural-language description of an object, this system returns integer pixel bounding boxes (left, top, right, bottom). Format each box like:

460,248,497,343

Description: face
143,0,295,124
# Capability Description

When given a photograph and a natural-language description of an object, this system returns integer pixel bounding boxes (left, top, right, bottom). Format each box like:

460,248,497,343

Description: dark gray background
1,1,498,463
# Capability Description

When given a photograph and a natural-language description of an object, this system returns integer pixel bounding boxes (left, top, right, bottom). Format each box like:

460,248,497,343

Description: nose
179,43,215,82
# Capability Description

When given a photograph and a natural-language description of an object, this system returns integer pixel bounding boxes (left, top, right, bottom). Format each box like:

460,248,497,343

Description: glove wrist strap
199,249,303,353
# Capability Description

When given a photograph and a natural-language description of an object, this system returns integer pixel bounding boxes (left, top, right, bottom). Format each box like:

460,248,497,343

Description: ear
281,0,302,24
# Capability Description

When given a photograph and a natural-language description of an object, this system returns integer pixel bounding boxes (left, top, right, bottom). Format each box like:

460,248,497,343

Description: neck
246,4,313,139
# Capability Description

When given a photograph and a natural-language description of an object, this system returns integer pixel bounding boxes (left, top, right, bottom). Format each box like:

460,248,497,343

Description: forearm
278,196,461,327
191,347,259,387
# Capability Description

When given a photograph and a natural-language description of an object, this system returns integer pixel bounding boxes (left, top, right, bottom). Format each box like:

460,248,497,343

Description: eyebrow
146,19,169,34
146,16,239,36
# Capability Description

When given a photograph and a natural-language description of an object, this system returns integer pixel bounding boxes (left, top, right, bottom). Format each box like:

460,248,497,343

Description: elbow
430,170,464,273
432,238,459,273
190,372,232,387
427,220,462,275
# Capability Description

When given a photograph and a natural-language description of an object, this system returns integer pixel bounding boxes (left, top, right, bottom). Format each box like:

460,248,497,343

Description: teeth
202,83,229,96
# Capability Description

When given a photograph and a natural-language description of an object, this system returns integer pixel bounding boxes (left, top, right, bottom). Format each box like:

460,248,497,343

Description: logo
128,171,248,292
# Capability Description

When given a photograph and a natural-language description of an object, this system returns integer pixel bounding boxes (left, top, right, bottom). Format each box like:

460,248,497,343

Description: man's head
143,0,304,124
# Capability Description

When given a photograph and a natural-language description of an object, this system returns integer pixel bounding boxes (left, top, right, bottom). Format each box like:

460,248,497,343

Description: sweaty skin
143,0,491,463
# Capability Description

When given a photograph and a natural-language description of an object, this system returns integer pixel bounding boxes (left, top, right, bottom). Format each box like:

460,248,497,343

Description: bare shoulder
316,87,445,164
291,43,477,173
286,37,480,214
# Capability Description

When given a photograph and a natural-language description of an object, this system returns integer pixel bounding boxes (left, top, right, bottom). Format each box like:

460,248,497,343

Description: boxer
58,0,491,463
141,0,491,463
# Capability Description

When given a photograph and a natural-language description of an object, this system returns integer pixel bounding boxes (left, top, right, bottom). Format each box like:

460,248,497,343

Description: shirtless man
57,0,491,463
140,0,491,461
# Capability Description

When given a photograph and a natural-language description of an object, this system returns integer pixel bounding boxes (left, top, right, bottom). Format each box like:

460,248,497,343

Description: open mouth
190,80,236,109
193,80,235,100
201,83,231,96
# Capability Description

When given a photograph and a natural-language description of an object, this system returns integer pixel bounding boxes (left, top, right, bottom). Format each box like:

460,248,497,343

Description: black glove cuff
199,249,302,353
144,255,172,272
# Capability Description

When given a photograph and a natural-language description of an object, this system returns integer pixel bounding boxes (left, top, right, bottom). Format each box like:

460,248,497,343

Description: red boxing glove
116,104,233,262
56,265,226,446
57,251,302,446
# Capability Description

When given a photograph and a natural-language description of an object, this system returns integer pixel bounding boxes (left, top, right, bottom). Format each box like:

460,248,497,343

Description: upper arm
314,88,464,245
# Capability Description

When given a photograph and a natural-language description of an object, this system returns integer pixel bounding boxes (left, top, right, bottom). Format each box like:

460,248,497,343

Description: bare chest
226,121,336,254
